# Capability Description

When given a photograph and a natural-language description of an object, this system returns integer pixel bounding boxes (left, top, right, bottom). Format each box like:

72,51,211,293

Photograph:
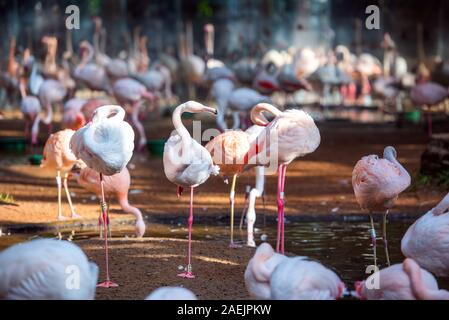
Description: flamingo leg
280,164,287,254
131,100,147,152
97,173,119,288
239,186,250,230
383,210,390,267
229,174,241,248
369,214,378,269
63,173,81,219
178,187,195,279
56,170,66,221
276,164,286,253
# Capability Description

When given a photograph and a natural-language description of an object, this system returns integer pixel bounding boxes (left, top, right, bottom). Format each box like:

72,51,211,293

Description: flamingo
247,103,321,254
70,105,135,288
62,98,87,131
41,129,82,221
145,287,197,300
244,242,287,299
163,101,219,278
355,259,449,300
401,192,449,277
206,130,251,247
73,41,110,94
111,78,156,151
0,239,98,300
81,98,111,122
227,88,271,130
270,256,345,300
19,79,41,145
352,146,411,268
73,164,145,238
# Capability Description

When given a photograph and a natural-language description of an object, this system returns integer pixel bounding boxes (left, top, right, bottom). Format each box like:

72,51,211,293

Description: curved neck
172,104,192,150
250,103,282,126
83,43,94,65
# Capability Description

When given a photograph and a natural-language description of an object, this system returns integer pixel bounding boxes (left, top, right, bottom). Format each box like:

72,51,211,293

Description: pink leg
97,173,119,288
276,165,285,253
178,187,195,279
280,165,287,254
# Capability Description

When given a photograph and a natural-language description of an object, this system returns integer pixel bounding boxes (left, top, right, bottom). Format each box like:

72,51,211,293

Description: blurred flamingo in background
70,105,135,288
206,130,250,247
112,78,156,151
355,258,449,300
73,164,145,238
163,101,219,278
401,192,449,277
62,98,87,131
352,146,411,267
227,88,271,130
19,78,41,145
248,103,321,254
41,129,82,220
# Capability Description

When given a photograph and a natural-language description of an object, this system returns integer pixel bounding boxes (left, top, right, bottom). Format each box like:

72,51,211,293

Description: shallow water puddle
1,219,448,290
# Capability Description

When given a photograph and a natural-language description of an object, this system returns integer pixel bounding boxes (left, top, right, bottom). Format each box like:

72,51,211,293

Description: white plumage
145,287,197,300
0,239,98,300
70,105,135,176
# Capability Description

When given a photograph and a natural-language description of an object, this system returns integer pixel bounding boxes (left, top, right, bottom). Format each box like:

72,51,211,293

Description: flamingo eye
373,155,379,160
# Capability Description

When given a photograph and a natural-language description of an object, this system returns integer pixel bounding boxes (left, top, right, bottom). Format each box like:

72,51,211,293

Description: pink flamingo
227,88,271,130
355,259,449,300
19,79,41,145
244,243,287,299
70,105,135,288
352,146,411,267
73,165,145,238
62,98,87,131
31,79,67,144
41,129,82,220
163,101,219,278
206,130,251,247
401,192,449,277
248,103,321,254
81,98,111,122
270,256,345,300
73,41,110,94
112,78,156,151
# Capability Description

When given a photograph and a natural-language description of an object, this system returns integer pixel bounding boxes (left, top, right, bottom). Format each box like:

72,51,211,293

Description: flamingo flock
2,19,449,301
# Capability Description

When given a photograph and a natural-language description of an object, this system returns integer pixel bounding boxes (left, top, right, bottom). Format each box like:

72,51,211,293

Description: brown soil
80,237,252,300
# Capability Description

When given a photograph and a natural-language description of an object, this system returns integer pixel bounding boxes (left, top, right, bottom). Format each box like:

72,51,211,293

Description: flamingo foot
246,240,256,248
97,280,119,288
177,271,195,279
229,242,242,248
71,213,82,219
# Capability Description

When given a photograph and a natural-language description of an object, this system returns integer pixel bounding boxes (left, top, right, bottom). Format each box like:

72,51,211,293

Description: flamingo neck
250,103,282,126
172,105,192,151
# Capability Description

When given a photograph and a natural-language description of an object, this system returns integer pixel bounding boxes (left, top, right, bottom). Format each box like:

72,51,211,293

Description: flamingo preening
71,105,135,288
352,146,411,268
163,101,219,278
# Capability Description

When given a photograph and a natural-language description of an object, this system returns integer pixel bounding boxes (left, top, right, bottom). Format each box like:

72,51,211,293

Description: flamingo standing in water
41,129,82,221
401,192,449,277
73,164,145,238
247,103,321,254
70,105,135,288
112,78,156,151
206,130,250,247
355,258,449,300
163,101,219,278
0,239,98,300
352,146,411,268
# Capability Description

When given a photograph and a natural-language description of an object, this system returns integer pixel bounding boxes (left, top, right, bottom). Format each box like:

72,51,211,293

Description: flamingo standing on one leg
163,101,219,278
70,105,135,288
247,103,321,254
73,164,145,238
352,146,411,268
401,192,449,277
41,129,83,220
112,78,156,151
206,130,250,247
